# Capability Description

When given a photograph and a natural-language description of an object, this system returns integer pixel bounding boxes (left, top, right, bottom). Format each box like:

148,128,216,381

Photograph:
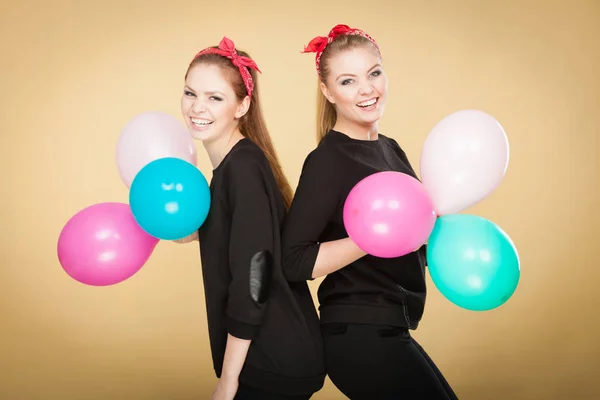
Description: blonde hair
186,51,294,210
315,35,381,143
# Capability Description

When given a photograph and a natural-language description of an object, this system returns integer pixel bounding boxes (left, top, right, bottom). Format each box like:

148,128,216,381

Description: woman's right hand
173,231,199,244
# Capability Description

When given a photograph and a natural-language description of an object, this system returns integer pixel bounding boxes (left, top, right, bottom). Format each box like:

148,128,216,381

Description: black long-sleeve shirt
198,138,325,396
282,130,428,329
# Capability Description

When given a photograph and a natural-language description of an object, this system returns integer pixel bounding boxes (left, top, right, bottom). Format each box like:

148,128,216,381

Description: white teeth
357,98,377,107
191,117,213,125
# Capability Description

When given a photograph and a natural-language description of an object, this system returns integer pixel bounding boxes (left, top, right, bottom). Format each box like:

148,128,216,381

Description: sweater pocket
395,284,412,326
395,284,426,328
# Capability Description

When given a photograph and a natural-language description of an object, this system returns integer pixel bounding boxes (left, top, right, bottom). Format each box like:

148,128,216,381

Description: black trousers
322,323,458,400
234,384,312,400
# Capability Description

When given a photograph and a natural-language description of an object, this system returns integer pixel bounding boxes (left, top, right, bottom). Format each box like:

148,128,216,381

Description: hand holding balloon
57,111,208,286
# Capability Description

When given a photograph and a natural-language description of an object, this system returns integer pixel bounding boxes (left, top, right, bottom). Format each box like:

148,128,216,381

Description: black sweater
282,130,428,329
197,139,325,396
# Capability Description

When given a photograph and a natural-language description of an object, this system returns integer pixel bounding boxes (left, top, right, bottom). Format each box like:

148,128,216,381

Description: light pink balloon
116,111,197,187
57,202,159,286
420,109,509,215
343,172,437,258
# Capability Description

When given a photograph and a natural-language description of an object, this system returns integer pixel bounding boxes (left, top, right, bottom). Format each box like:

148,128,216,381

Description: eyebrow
336,63,382,80
184,85,226,97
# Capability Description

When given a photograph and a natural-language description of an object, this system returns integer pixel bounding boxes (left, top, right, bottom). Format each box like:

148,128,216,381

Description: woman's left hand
210,377,239,400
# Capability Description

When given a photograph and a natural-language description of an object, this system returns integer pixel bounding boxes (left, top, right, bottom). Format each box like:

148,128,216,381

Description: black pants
322,323,458,399
234,383,312,400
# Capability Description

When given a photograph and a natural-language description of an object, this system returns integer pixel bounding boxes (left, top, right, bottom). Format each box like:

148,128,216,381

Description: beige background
2,1,599,399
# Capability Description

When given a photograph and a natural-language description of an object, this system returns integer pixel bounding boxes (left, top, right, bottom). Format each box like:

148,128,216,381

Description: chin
188,128,214,142
360,115,382,126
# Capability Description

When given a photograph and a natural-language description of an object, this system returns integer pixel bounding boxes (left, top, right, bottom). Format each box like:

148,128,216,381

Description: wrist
346,237,367,256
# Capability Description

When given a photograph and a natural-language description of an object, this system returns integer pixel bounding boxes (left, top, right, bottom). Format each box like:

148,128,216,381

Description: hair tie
193,37,261,97
301,24,380,76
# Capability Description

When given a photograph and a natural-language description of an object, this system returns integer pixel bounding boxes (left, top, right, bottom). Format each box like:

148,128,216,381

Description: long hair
186,51,294,210
315,35,381,143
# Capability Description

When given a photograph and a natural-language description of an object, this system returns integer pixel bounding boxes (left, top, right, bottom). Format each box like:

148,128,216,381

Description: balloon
129,157,211,240
116,111,197,188
426,214,520,311
420,109,509,215
57,202,159,286
343,171,437,258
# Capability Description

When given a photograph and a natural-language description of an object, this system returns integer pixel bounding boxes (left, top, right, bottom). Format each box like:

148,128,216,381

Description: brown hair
315,35,381,143
186,50,294,210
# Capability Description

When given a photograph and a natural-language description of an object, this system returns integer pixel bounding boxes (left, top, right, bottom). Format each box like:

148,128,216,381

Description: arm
210,334,250,400
312,238,366,279
221,334,251,380
282,150,366,282
221,155,274,382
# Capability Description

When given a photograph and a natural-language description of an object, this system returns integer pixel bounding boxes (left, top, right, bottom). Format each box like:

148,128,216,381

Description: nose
359,81,375,96
191,98,206,114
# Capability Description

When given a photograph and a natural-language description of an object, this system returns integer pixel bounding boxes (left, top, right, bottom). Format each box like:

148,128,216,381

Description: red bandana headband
301,24,380,76
193,37,261,98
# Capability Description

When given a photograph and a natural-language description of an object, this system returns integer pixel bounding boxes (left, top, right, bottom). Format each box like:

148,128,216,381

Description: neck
203,127,245,169
333,118,379,141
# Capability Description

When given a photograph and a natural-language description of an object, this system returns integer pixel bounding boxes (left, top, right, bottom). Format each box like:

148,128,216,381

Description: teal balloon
129,157,211,240
427,214,520,311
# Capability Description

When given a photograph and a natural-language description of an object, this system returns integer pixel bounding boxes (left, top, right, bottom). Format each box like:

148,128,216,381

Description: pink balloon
116,111,197,187
343,172,437,258
57,202,159,286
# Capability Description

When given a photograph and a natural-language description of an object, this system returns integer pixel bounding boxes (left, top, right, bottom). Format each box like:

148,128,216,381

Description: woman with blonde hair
282,25,458,399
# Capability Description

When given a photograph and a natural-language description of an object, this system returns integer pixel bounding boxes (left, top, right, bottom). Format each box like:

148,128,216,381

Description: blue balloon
427,214,520,311
129,157,211,240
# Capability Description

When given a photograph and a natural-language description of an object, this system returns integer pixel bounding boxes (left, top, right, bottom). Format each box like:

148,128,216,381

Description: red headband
193,37,261,98
301,24,380,76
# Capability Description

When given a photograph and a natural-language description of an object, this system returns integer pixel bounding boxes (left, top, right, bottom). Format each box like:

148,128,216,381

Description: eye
184,90,195,97
209,96,223,101
341,79,353,86
370,69,382,77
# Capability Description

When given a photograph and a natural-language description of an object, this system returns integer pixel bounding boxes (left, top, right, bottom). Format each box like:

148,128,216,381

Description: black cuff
227,316,260,340
300,244,320,281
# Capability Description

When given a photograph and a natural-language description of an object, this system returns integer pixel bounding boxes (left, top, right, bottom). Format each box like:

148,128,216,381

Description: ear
320,81,335,104
235,95,251,119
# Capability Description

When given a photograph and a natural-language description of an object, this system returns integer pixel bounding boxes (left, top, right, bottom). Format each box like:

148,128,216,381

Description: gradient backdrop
2,1,599,399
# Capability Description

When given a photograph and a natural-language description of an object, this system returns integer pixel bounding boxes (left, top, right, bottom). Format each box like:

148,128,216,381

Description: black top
198,138,325,396
282,130,428,329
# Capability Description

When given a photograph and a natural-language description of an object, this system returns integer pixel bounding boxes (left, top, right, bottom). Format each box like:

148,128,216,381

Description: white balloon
116,112,197,188
420,109,509,215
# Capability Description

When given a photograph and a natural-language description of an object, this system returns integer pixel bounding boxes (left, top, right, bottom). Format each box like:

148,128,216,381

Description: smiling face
180,63,250,143
320,45,388,131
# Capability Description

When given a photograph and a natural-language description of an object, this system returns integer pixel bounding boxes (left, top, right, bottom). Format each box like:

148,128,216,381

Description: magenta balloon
57,202,159,286
343,172,437,258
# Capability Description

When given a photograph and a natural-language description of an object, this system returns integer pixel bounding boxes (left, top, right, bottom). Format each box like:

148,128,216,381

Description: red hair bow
301,24,380,75
194,37,261,97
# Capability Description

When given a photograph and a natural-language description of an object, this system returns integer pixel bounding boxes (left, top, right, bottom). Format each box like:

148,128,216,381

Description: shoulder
222,139,269,178
378,133,399,148
226,139,268,166
301,132,349,172
217,139,273,200
379,133,407,155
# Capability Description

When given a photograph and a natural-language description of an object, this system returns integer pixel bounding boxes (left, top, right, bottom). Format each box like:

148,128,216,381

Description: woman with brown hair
176,37,325,400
